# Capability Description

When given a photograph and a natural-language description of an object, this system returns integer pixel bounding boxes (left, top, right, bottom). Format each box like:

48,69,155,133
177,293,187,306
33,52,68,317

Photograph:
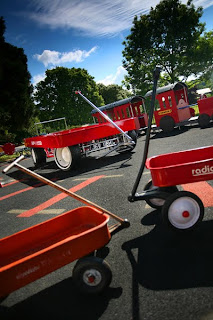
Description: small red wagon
1,156,130,299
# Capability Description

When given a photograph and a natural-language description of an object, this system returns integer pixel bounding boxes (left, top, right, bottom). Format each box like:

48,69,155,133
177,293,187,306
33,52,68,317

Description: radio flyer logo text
192,165,213,177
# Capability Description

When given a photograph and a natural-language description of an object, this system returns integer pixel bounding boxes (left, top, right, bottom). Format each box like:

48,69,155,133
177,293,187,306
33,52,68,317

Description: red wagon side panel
0,207,110,298
25,117,140,149
146,145,213,187
198,96,213,117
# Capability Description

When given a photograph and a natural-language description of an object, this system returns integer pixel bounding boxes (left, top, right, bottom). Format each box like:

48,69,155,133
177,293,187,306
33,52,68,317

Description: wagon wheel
198,113,210,128
159,116,175,133
72,256,112,294
54,145,81,171
31,148,46,167
162,191,204,232
144,180,178,209
117,130,137,153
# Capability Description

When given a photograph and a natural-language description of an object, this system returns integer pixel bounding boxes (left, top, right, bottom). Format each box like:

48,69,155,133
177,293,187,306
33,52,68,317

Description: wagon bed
146,145,213,187
25,117,139,149
0,206,110,298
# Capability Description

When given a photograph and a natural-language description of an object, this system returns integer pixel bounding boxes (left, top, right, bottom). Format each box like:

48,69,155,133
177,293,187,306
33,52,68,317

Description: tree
122,0,213,94
0,17,35,142
34,67,104,126
97,83,131,104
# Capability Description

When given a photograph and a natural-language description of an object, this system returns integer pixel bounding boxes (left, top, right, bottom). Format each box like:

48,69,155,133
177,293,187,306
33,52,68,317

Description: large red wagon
25,93,140,171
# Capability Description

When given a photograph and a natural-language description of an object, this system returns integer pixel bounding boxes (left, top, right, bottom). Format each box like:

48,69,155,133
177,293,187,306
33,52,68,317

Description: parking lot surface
0,124,213,320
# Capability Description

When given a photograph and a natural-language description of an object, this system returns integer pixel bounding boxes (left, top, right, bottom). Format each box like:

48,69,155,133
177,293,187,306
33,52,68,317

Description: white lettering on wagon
31,141,42,146
192,165,213,177
16,266,40,280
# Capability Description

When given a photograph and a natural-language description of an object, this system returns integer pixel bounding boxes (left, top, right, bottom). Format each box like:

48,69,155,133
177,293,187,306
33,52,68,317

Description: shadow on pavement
0,277,122,320
122,212,213,319
3,151,133,187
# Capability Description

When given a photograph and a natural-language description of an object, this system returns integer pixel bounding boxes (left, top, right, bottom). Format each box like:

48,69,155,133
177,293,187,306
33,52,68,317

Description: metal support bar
75,91,134,144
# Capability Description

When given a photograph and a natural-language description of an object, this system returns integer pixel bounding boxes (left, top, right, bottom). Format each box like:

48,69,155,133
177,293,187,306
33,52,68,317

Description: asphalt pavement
0,123,213,320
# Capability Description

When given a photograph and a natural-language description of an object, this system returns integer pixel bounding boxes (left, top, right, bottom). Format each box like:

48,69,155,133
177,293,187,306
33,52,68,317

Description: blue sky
1,0,213,87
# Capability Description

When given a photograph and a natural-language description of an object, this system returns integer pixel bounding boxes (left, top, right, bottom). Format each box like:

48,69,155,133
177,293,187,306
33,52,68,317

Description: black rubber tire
162,191,204,232
159,116,175,133
128,130,137,150
72,256,112,294
31,148,46,167
54,145,81,171
117,130,137,153
144,180,178,209
198,113,210,128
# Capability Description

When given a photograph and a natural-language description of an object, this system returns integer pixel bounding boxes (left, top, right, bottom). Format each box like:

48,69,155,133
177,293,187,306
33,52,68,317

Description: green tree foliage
34,67,104,126
122,0,213,94
0,17,35,141
97,83,131,104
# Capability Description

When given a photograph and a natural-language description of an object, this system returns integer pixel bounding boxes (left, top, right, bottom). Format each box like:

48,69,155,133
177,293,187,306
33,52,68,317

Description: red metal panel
0,207,110,298
146,145,213,187
25,118,140,149
198,96,213,116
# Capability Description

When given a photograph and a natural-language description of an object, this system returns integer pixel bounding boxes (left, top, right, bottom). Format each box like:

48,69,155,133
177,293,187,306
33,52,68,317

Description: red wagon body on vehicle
24,94,140,171
145,82,192,132
92,96,148,131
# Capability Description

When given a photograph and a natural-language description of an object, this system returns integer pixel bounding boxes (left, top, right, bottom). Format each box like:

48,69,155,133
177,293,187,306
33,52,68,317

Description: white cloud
97,66,127,86
26,0,213,37
32,72,46,85
33,46,98,67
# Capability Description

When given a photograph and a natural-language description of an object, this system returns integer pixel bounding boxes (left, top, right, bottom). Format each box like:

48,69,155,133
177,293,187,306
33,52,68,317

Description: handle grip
2,155,25,174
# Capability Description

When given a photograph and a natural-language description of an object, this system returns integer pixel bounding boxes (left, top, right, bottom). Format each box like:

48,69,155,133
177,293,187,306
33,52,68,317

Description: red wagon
25,92,139,171
1,156,130,299
129,67,213,232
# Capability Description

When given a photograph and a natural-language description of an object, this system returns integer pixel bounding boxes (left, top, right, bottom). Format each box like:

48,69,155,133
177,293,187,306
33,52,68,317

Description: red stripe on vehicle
18,175,104,217
181,181,213,208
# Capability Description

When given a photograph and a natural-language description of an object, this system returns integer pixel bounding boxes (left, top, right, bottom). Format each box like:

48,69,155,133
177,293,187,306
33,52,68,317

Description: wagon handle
2,155,25,173
128,66,161,202
3,155,130,230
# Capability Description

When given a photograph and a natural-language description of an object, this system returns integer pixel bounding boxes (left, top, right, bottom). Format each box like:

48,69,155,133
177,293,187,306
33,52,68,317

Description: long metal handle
75,91,134,144
129,67,161,201
3,156,130,229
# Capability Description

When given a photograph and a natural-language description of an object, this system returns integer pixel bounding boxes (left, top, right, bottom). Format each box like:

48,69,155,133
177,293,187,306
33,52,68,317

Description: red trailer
145,82,213,132
92,95,148,132
145,82,193,132
197,95,213,128
25,93,140,171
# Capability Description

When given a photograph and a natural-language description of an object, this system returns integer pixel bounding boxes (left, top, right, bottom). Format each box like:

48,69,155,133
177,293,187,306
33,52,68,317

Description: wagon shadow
0,278,122,320
150,126,190,139
122,216,213,319
5,152,133,187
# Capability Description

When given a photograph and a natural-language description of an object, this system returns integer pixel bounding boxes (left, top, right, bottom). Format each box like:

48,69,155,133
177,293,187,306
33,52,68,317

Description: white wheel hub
168,196,200,229
31,149,36,163
83,269,102,287
55,147,72,169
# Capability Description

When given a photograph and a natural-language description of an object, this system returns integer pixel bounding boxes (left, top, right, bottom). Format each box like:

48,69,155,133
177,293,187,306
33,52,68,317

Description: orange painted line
0,182,43,201
0,179,27,188
0,178,58,201
181,181,213,208
18,175,104,217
